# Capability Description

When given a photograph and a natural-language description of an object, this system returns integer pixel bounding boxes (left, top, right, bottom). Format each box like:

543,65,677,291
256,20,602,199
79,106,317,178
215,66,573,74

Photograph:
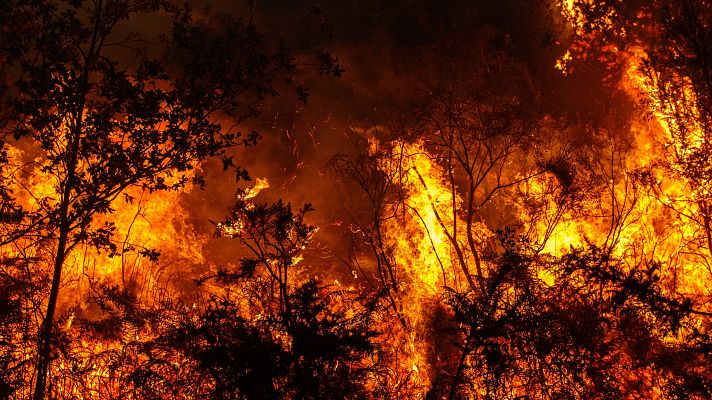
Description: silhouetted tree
128,196,380,399
440,232,711,399
561,0,712,267
329,147,412,328
0,0,340,397
332,11,712,397
638,0,712,262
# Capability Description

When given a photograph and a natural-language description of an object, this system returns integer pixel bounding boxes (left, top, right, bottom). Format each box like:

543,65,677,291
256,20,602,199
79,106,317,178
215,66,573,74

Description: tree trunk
33,232,69,400
33,144,80,398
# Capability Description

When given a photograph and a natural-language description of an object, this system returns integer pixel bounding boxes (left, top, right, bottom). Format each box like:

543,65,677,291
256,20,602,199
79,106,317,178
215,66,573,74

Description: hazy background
147,0,638,281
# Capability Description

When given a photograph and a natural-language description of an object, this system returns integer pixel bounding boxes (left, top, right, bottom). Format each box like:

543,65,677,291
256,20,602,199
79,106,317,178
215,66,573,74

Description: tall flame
555,2,711,302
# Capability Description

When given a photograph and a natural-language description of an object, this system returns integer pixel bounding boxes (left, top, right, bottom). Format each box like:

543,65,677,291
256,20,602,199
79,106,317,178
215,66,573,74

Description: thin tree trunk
33,231,69,400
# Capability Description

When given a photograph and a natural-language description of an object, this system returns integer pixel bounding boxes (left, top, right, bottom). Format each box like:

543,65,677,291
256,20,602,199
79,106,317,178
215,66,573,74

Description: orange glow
556,0,711,310
2,2,710,398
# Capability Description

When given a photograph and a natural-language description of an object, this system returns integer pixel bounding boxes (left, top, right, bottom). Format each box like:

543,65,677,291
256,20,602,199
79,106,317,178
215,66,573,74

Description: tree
213,193,378,399
331,12,712,396
638,0,712,264
559,0,712,276
441,233,711,399
126,194,380,399
0,1,339,397
330,36,564,391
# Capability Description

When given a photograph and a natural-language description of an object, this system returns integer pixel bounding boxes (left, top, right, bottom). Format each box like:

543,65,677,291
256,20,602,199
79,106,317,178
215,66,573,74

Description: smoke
170,1,637,275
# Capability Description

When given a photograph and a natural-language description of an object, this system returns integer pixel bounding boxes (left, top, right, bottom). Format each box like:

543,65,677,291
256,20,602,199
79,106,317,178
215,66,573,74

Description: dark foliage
129,199,379,399
438,232,711,399
0,0,341,397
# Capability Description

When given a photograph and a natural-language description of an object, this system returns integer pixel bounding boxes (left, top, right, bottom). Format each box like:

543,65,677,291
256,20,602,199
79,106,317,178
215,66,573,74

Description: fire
216,177,271,238
621,49,712,298
380,141,460,292
378,141,455,389
0,138,208,396
372,139,503,394
556,0,711,314
242,177,270,200
2,1,711,398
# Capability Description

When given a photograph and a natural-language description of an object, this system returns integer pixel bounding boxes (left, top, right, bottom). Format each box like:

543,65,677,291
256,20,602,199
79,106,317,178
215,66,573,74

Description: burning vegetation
0,0,710,399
